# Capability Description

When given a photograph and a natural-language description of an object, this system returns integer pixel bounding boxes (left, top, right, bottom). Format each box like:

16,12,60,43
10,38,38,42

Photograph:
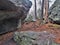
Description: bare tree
40,0,49,24
44,0,49,23
34,0,37,19
40,0,44,24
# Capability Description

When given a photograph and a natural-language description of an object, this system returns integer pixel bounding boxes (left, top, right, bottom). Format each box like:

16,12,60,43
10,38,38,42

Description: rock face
0,0,32,34
14,31,59,45
49,0,60,24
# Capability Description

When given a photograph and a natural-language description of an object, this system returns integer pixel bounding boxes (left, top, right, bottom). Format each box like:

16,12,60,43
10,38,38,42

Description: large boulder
14,31,59,45
0,0,32,34
49,0,60,24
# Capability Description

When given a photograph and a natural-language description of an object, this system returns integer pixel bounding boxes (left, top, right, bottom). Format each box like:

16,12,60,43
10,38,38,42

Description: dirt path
0,20,60,45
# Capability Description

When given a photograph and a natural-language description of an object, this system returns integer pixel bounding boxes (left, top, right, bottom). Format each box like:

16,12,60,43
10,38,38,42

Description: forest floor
0,20,60,45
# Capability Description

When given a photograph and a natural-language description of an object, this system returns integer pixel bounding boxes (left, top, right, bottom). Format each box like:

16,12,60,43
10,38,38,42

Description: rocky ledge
0,0,32,34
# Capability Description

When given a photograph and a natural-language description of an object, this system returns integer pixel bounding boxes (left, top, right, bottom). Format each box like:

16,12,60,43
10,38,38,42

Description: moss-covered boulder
14,31,59,45
49,0,60,24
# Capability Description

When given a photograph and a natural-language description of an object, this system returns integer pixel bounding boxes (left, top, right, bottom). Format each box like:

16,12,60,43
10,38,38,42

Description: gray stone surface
49,0,60,24
0,0,32,34
14,31,59,45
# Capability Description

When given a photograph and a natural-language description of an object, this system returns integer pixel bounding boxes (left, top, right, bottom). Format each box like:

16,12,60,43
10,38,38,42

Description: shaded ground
0,20,60,45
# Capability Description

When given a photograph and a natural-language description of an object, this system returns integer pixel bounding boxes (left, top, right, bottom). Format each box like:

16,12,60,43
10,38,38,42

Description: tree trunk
40,0,44,24
44,0,49,23
34,0,37,19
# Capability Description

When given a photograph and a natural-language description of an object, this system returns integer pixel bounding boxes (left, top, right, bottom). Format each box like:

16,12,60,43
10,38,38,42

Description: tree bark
34,0,37,19
44,0,49,23
40,0,44,24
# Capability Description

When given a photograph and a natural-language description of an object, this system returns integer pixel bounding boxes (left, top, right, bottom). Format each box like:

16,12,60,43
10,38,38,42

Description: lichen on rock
49,0,60,24
13,31,59,45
